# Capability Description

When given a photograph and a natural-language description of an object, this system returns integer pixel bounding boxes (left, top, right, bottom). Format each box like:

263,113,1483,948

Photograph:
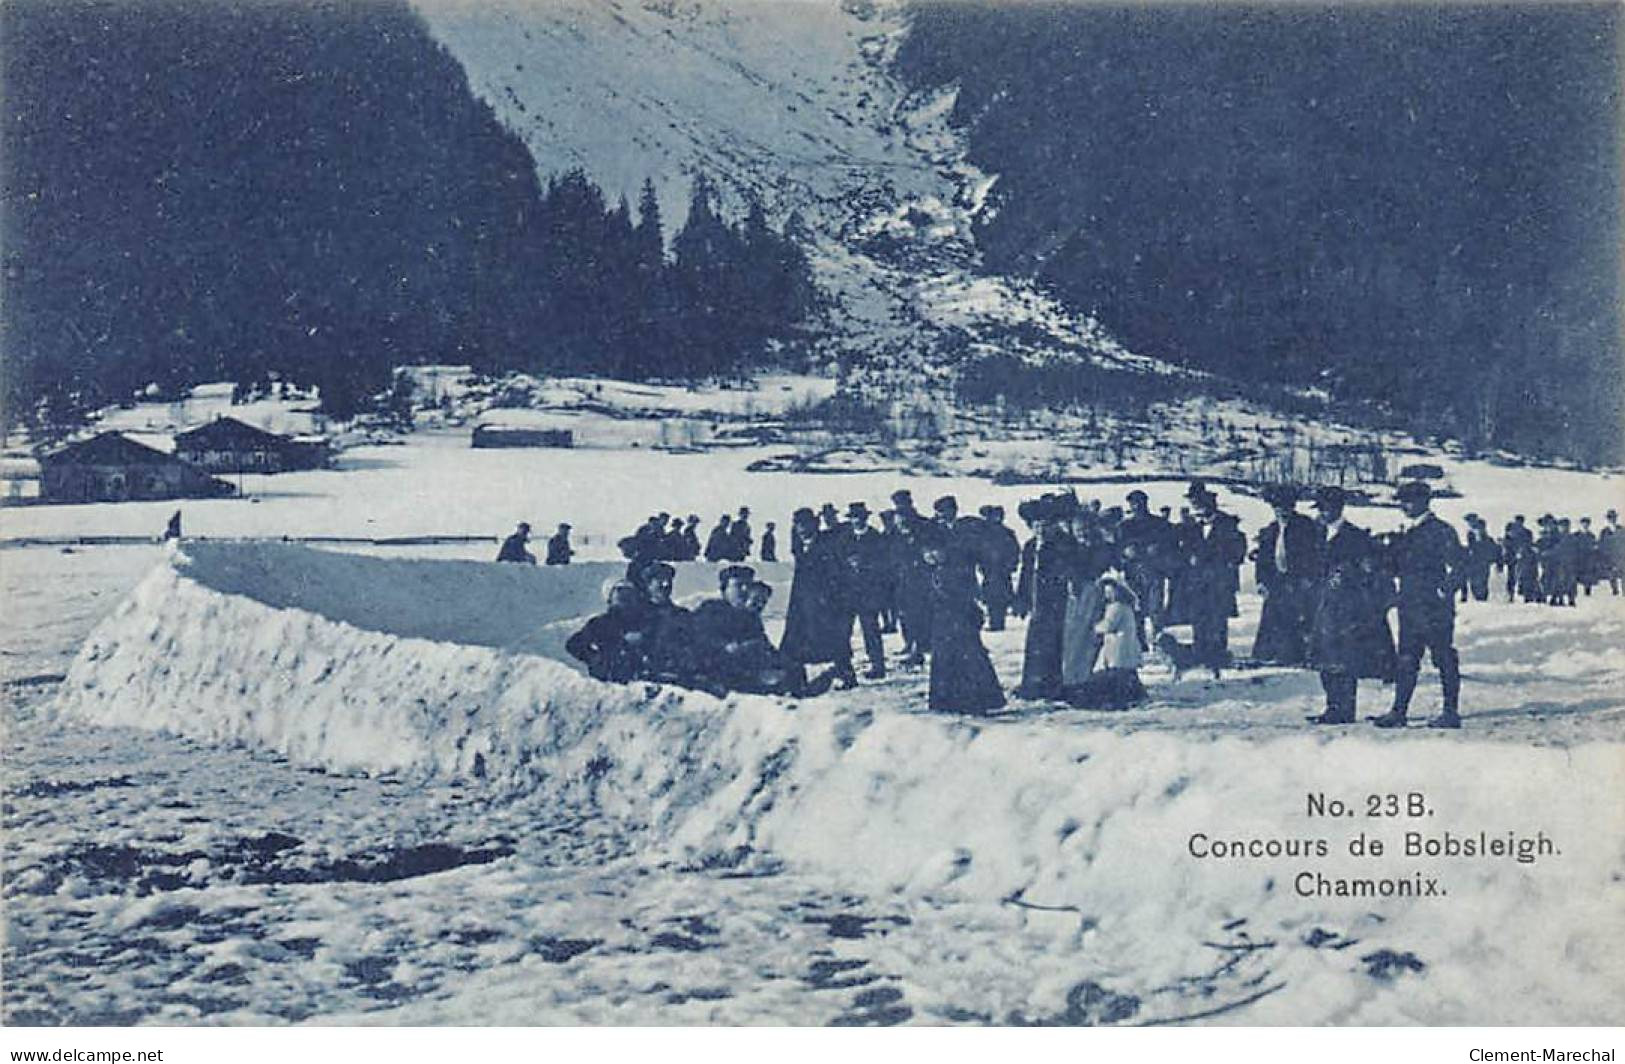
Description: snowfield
7,511,1622,1024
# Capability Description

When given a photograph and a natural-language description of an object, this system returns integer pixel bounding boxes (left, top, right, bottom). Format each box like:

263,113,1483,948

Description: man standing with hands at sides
1306,487,1396,725
1371,481,1466,730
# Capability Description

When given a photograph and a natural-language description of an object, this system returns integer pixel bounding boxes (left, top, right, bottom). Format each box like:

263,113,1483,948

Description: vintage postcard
2,0,1620,1032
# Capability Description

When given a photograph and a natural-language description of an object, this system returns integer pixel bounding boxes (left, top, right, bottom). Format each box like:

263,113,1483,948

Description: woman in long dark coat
926,534,1005,715
1306,489,1397,723
1014,498,1077,699
780,509,857,684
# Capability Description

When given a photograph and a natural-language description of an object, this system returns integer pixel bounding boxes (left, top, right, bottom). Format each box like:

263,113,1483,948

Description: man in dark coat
497,522,536,564
626,561,700,688
889,490,934,665
781,509,858,688
1165,505,1203,625
838,502,892,679
1183,482,1248,673
759,521,778,563
1536,516,1563,605
1501,515,1532,601
545,523,574,566
1601,509,1624,595
1251,485,1323,665
1014,493,1078,699
658,517,686,561
977,504,1021,632
1459,514,1497,602
689,565,798,695
1553,518,1581,607
678,515,703,562
566,579,647,682
1371,481,1465,729
1574,517,1600,597
704,516,733,563
728,507,754,562
1306,487,1396,724
1116,490,1175,647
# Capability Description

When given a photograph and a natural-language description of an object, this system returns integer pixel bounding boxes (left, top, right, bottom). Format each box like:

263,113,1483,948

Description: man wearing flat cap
497,521,536,564
630,560,696,686
545,522,574,566
1305,486,1396,724
1371,481,1465,729
1252,485,1322,665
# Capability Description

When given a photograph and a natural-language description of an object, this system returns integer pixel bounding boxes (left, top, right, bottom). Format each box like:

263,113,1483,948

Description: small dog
1156,631,1220,681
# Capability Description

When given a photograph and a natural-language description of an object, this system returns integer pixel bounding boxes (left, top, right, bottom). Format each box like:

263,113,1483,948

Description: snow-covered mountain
420,0,1168,390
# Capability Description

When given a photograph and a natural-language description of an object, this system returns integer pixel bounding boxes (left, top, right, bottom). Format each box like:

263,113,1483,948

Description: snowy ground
3,427,1622,1026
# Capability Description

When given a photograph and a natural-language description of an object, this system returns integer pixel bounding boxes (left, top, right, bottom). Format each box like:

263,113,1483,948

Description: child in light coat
1074,575,1147,709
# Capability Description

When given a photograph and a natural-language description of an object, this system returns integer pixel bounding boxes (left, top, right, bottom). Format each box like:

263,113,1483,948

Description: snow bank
55,544,1625,1023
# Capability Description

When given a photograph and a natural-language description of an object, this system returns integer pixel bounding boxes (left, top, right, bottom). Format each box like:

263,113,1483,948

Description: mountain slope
419,0,1173,394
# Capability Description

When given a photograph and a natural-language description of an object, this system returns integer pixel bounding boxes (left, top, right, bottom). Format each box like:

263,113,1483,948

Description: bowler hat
847,501,870,517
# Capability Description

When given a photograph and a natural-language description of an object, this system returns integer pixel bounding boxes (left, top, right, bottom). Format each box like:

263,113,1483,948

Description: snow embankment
55,543,1624,1023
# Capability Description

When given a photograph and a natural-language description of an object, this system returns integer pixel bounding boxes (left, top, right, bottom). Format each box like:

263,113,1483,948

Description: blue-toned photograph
2,0,1620,1029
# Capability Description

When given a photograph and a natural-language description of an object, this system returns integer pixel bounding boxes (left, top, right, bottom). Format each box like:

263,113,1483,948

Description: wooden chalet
38,432,235,503
173,416,331,473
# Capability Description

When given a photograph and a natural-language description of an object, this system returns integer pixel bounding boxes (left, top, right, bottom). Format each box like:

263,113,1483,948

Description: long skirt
1065,667,1147,710
1253,581,1313,664
929,600,1005,715
1018,588,1068,696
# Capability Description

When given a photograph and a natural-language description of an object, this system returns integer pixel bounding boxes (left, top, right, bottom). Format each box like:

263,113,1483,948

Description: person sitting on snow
565,579,647,682
629,561,698,688
690,565,824,697
497,522,536,564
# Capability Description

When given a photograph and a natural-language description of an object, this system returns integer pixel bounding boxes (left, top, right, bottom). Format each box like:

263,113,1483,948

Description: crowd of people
543,483,1621,729
1489,509,1623,605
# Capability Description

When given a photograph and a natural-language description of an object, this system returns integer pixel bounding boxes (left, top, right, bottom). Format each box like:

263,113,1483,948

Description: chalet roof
174,416,293,450
42,432,180,466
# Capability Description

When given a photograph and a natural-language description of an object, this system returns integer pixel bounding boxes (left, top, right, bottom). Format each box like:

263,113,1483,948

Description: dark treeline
895,3,1623,464
2,0,816,433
